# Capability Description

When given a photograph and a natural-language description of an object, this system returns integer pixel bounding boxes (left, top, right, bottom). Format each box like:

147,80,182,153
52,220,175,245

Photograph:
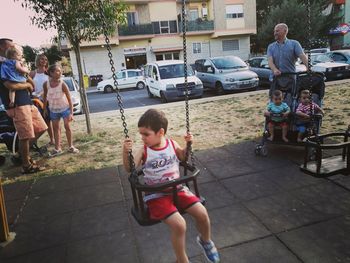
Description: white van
144,60,203,102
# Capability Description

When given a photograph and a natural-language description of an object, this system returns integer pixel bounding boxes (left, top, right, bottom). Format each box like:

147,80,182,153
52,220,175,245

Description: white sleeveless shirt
142,139,180,186
46,80,69,113
32,71,48,97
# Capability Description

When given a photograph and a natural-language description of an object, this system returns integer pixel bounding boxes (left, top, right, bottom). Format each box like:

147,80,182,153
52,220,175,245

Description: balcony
178,19,214,33
118,24,154,36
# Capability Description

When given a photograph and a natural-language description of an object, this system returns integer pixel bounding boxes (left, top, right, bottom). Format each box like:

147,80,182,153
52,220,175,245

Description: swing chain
97,0,136,173
182,0,195,166
306,0,312,74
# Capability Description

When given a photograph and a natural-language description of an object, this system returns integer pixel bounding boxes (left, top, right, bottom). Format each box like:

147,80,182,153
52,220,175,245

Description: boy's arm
123,139,143,172
173,133,193,162
3,80,33,92
15,61,30,75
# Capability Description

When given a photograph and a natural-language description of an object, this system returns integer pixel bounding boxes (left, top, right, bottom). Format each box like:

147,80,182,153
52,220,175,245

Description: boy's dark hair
300,89,310,97
138,109,168,134
273,90,282,97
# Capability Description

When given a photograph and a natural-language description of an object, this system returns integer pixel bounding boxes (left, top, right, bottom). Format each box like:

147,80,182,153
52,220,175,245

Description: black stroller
255,72,325,156
0,105,20,165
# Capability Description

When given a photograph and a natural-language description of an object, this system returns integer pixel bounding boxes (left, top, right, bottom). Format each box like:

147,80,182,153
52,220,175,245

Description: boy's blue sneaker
196,236,220,263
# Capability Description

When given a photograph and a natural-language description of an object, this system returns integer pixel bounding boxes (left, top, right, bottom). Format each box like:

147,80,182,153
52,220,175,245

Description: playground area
1,140,350,262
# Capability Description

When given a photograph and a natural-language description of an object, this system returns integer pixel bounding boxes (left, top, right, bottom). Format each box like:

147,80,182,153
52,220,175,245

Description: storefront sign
124,47,146,55
329,23,350,35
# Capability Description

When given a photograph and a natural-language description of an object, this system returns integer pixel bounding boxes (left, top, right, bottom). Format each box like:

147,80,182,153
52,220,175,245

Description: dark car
247,56,306,86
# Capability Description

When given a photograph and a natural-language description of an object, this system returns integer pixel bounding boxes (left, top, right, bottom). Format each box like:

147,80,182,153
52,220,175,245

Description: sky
1,0,57,48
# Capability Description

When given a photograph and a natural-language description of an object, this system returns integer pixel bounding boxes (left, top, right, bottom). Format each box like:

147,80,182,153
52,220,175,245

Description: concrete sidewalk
1,141,350,262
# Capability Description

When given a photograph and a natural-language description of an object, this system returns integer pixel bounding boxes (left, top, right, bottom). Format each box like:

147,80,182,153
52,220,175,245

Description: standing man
267,23,308,78
0,38,47,174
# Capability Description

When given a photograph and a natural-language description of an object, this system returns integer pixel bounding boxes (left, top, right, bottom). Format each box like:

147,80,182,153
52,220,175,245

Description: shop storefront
124,47,147,69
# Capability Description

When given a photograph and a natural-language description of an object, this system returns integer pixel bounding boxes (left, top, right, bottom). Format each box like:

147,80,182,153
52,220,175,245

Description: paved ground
1,141,350,263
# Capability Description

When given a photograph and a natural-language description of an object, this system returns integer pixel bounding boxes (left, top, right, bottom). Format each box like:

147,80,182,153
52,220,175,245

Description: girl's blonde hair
35,53,48,68
47,63,62,77
5,44,23,60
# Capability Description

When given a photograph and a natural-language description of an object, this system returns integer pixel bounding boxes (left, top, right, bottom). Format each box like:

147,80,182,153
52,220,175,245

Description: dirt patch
1,84,350,184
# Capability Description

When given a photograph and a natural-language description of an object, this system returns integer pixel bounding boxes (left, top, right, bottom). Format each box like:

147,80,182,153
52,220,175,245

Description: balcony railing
118,23,153,36
179,19,214,32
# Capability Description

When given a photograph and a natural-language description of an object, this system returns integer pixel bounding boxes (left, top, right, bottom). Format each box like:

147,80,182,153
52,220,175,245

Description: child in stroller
255,72,325,156
264,90,290,142
296,89,324,142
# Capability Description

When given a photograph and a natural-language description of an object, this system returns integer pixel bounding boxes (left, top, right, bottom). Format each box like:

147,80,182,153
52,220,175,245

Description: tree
18,0,128,134
252,0,342,53
41,45,62,65
22,45,37,69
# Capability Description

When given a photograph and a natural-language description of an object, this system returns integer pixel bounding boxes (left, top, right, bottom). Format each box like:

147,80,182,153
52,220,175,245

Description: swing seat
129,162,205,226
300,131,350,178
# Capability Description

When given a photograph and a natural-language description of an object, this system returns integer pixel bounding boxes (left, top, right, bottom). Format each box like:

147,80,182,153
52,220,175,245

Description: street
87,87,267,113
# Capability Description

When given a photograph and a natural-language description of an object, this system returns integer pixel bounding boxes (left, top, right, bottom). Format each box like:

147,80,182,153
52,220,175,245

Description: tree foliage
41,45,62,65
17,0,128,134
22,45,37,67
253,0,342,53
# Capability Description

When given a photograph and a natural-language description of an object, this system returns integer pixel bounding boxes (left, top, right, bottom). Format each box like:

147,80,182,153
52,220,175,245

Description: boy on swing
123,109,220,263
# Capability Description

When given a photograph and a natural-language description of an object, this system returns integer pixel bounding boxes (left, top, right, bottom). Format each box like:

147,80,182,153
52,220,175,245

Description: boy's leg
163,212,189,263
267,122,274,141
282,124,289,142
185,202,210,242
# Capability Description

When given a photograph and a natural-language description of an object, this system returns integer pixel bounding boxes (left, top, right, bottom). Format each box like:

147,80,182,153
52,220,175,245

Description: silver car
194,56,259,94
62,77,82,115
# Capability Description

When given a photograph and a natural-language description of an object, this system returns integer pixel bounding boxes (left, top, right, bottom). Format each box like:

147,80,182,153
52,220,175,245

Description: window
117,71,126,79
152,66,158,78
248,58,262,68
158,64,194,79
332,53,347,62
155,52,180,61
189,9,199,21
146,66,153,77
127,12,139,25
222,39,239,51
226,5,244,19
127,71,140,78
152,21,177,34
193,43,201,54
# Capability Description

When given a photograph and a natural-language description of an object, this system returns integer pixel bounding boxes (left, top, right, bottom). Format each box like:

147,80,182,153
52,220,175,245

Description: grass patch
1,83,350,184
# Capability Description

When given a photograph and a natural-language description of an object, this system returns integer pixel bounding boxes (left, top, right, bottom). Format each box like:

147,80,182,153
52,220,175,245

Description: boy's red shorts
146,189,200,221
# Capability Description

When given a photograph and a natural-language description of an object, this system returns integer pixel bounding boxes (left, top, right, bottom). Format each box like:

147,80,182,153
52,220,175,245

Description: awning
151,46,183,53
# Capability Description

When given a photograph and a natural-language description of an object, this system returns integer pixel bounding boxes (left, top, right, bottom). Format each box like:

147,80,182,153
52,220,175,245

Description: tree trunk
73,43,92,134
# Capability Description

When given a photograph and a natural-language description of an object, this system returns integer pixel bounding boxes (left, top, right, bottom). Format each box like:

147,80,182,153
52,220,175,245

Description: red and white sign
330,23,350,35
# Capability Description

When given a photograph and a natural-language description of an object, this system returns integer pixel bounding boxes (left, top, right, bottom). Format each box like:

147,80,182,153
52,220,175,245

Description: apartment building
329,0,350,49
67,0,256,79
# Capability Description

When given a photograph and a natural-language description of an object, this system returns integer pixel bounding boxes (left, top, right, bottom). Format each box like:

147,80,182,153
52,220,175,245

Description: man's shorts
146,188,200,221
50,108,71,121
268,120,288,127
7,105,48,140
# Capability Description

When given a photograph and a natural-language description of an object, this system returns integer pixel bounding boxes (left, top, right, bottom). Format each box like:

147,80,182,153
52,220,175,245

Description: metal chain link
182,0,195,166
307,0,312,74
97,0,136,173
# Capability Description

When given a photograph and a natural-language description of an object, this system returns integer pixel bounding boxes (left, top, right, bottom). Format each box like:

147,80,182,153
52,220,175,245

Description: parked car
62,77,82,115
96,69,146,93
194,56,259,94
144,60,203,103
310,53,350,80
326,49,350,65
247,56,306,86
